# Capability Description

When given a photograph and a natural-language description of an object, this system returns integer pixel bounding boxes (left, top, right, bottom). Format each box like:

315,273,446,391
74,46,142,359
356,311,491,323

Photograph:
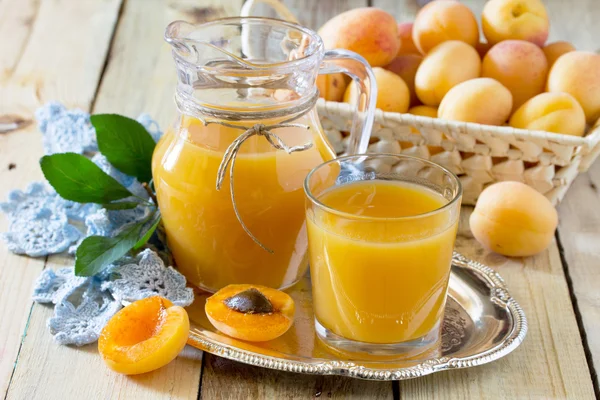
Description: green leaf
101,201,140,210
75,218,147,276
40,153,133,203
91,114,156,183
133,211,161,250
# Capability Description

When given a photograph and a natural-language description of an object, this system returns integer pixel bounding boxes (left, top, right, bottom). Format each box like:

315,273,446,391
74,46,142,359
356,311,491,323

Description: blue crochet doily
1,102,196,346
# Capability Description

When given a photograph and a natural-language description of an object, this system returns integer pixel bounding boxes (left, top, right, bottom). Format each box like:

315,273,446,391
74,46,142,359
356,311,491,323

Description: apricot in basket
205,284,295,342
98,296,190,375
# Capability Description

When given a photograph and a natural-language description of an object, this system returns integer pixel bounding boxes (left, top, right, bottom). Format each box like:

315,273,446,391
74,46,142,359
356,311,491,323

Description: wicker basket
317,99,600,205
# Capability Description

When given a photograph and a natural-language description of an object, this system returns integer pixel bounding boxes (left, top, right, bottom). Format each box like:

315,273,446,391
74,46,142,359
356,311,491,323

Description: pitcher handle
319,50,377,155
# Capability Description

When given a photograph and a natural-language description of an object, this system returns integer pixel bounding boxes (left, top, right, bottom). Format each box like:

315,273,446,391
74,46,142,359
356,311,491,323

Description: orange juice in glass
153,17,377,292
305,154,462,355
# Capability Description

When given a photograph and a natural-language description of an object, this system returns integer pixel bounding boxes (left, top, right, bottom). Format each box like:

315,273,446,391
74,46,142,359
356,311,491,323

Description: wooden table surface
1,0,599,398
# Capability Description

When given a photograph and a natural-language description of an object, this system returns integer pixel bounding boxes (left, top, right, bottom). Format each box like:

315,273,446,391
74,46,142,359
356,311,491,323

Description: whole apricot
397,22,420,55
470,181,558,257
316,73,347,102
318,8,399,67
344,67,410,113
408,105,438,118
99,297,190,375
547,51,600,123
438,78,513,126
384,54,423,106
543,41,576,68
415,41,481,106
413,0,479,54
205,284,295,342
482,0,549,46
482,40,548,111
509,92,586,136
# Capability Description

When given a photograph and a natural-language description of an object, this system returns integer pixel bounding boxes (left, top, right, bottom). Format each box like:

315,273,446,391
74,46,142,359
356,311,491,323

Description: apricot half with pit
98,296,190,375
205,284,295,342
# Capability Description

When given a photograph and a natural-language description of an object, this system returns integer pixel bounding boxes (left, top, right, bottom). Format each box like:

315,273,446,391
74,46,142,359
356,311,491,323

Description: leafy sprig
40,114,160,276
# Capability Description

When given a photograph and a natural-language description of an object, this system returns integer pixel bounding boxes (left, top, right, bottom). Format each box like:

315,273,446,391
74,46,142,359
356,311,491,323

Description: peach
547,51,600,123
384,54,423,106
482,40,548,111
316,73,347,102
318,8,399,67
415,41,481,106
470,181,558,257
438,78,512,125
482,0,549,47
408,105,438,118
413,0,479,54
509,92,586,136
396,22,420,55
98,297,190,375
344,67,410,113
543,41,576,68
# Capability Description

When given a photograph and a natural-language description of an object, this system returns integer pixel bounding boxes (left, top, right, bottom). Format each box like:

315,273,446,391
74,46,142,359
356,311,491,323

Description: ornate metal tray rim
187,253,528,381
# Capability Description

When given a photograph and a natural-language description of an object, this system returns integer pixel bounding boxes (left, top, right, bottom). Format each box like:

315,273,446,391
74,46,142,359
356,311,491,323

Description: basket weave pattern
317,100,600,205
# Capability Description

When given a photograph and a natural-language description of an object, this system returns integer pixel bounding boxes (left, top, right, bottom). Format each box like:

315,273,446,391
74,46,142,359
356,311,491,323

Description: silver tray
186,253,527,380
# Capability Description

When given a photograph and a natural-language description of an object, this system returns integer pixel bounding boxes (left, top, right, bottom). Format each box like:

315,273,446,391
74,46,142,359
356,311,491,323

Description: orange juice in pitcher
153,18,376,292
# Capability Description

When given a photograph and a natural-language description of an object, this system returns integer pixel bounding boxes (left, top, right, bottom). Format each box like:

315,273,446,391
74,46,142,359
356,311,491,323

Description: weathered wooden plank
0,0,122,396
558,162,600,384
0,0,39,81
5,1,244,399
202,355,393,399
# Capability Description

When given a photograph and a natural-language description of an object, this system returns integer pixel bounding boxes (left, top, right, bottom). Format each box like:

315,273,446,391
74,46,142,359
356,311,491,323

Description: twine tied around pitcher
197,117,313,254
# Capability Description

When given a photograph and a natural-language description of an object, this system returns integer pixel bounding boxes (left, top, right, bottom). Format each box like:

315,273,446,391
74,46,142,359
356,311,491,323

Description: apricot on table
396,22,420,55
542,41,576,68
344,67,410,113
415,40,481,107
482,0,549,47
318,8,399,67
413,0,479,54
470,181,558,257
438,78,513,126
384,54,423,106
205,284,295,342
317,73,347,102
482,40,548,111
509,92,586,136
98,297,190,375
547,51,600,123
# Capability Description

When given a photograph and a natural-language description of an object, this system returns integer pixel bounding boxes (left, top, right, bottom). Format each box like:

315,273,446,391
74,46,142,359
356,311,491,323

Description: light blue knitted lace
1,102,195,346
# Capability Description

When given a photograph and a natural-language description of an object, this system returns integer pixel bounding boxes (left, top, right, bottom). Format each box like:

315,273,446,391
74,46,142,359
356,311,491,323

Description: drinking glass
304,154,462,356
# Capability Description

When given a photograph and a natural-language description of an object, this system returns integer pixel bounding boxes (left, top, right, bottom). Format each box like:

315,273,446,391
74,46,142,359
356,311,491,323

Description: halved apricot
205,284,295,342
98,296,190,375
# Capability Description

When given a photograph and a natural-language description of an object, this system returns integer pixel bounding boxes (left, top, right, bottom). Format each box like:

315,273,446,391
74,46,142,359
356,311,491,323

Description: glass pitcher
153,17,376,292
